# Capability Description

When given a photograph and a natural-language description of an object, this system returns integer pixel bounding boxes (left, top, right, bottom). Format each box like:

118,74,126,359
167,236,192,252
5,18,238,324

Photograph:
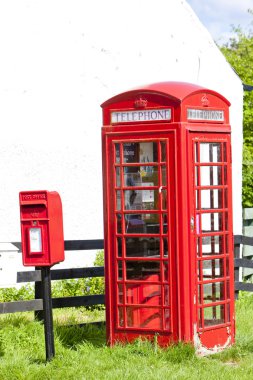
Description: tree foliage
220,15,253,206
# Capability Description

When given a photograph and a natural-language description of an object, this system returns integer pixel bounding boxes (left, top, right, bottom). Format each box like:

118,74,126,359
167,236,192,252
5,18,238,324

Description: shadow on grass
55,322,106,349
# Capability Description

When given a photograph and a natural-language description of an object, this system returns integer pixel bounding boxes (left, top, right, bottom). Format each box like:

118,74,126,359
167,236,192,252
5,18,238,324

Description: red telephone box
19,190,64,267
101,82,235,354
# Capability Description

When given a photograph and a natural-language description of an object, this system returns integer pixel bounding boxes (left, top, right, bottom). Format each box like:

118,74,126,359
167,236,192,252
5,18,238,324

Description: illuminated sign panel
187,109,224,122
111,109,171,123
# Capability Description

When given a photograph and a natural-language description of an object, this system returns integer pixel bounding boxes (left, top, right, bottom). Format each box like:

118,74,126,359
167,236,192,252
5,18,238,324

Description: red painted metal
19,190,65,267
101,81,234,353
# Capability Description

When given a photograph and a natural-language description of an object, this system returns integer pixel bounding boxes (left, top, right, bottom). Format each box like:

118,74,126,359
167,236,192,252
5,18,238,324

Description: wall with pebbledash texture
0,0,243,286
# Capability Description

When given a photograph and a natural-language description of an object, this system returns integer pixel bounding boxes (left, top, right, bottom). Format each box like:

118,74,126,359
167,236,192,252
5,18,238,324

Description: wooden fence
234,235,253,296
0,235,253,315
0,239,104,315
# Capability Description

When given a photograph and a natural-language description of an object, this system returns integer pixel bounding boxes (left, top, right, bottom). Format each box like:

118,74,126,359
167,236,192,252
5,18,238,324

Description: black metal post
41,266,55,361
34,266,44,321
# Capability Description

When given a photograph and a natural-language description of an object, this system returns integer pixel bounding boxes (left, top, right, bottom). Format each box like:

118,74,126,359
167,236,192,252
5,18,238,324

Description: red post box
101,82,235,354
19,190,64,267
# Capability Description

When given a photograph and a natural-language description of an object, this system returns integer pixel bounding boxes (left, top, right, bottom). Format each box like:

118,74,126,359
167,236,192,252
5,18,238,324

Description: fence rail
0,235,253,316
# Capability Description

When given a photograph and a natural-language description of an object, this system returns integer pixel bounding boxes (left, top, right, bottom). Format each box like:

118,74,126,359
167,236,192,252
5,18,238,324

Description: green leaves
220,13,253,207
243,141,253,206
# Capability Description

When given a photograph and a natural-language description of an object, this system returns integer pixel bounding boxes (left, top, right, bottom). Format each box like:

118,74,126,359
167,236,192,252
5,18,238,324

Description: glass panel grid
194,141,230,330
114,140,171,331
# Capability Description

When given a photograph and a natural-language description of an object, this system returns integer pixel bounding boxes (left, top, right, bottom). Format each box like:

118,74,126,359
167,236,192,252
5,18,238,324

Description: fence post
234,235,241,300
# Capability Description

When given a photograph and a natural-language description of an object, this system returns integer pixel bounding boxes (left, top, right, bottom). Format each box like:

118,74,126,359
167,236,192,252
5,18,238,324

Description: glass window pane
116,167,121,187
163,214,168,233
118,283,123,304
118,307,124,327
202,258,224,280
163,261,169,282
116,214,122,233
200,143,221,163
197,237,201,257
227,280,230,299
125,237,160,257
211,143,222,162
118,261,123,280
123,143,139,163
200,143,210,163
163,238,169,257
198,284,202,304
123,142,158,163
124,167,159,186
200,166,222,186
227,303,230,322
198,308,203,328
225,234,229,253
164,285,170,306
124,189,158,211
201,189,223,209
161,166,167,186
125,213,160,234
195,167,199,186
126,261,160,281
140,142,158,163
126,284,161,305
126,306,162,329
197,261,202,281
161,141,167,162
162,190,167,210
115,143,120,163
204,305,225,326
202,236,224,256
201,212,223,232
196,190,200,210
116,191,121,210
117,238,122,257
203,282,225,304
164,309,170,330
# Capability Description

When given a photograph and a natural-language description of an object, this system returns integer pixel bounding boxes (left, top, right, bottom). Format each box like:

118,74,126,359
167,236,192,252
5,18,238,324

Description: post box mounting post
41,266,55,361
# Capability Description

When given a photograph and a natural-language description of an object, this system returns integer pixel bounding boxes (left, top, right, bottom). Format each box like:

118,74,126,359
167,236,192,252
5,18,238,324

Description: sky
187,0,253,45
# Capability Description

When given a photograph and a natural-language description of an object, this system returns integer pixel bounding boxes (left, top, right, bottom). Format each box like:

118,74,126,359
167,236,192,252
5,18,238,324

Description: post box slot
20,204,48,219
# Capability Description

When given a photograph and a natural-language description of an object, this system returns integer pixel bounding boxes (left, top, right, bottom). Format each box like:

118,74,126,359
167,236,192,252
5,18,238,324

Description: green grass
0,295,253,379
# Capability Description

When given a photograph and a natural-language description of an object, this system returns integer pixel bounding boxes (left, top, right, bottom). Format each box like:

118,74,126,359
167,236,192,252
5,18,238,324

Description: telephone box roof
101,81,230,106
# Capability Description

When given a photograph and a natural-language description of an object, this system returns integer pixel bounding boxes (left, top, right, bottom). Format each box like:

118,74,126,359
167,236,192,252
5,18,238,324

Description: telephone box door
105,133,178,345
189,133,235,350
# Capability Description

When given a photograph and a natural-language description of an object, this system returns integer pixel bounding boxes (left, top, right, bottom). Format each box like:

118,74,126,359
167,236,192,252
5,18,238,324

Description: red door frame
188,132,235,350
103,130,179,346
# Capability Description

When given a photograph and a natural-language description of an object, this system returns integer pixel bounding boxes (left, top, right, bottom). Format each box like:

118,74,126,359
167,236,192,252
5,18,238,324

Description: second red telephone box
101,82,235,355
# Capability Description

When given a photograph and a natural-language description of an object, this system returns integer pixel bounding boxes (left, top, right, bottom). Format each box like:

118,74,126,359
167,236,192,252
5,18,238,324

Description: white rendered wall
0,0,243,286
